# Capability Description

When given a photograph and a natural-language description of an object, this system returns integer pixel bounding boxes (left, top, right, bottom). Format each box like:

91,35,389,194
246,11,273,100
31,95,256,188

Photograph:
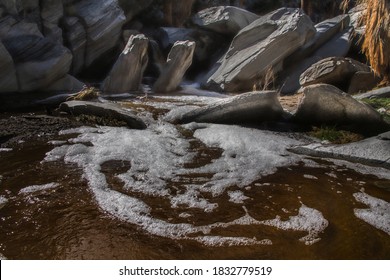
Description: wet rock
300,57,371,89
290,131,390,169
0,42,18,92
2,35,72,92
64,0,126,67
293,84,388,133
59,101,147,129
153,40,195,93
354,86,390,100
192,5,259,36
102,34,149,94
165,91,284,124
204,8,316,93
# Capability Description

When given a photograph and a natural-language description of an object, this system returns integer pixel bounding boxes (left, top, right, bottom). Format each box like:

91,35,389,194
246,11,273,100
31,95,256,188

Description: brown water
0,135,389,260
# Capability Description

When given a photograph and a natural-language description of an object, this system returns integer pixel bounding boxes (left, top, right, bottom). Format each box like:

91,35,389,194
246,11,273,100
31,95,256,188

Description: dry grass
252,66,276,91
67,86,100,101
342,0,390,82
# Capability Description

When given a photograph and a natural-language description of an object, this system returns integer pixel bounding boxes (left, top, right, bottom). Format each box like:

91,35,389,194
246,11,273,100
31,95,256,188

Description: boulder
290,131,390,168
354,86,390,100
192,5,259,36
300,57,371,89
64,0,126,67
102,34,149,94
153,40,195,93
61,17,87,74
2,35,72,92
0,15,43,38
293,84,387,132
44,75,85,93
41,0,64,44
157,27,224,63
279,27,353,94
204,8,316,93
165,91,284,124
348,71,381,94
0,42,18,92
59,100,147,129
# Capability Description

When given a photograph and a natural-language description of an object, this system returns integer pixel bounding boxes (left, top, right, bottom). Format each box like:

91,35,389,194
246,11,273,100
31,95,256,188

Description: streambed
0,94,389,259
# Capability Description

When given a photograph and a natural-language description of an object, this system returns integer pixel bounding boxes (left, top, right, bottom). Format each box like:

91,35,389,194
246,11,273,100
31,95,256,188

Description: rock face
204,8,316,93
0,42,18,92
300,57,372,88
192,5,259,35
2,35,72,92
60,101,147,129
63,0,126,67
291,131,390,168
102,34,149,94
293,84,386,132
354,86,390,100
118,0,153,22
166,91,284,124
153,41,196,93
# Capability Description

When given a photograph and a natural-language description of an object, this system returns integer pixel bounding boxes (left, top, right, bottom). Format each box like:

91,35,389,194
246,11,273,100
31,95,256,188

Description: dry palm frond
341,0,390,82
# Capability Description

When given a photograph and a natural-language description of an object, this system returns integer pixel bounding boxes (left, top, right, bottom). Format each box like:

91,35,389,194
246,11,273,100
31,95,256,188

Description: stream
0,93,389,259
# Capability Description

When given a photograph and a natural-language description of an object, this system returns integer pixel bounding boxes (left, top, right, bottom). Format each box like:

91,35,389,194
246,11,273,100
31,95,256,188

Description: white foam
0,196,8,209
0,253,7,260
304,174,318,180
0,148,12,152
228,190,249,204
48,140,68,146
19,183,60,195
260,204,329,245
353,192,390,235
184,124,303,196
194,236,271,247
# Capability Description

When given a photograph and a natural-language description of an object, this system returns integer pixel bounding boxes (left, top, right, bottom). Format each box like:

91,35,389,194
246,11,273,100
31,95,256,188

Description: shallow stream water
0,94,389,259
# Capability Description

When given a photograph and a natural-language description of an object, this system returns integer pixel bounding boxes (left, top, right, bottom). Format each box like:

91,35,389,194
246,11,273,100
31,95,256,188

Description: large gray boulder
204,8,316,93
165,91,284,124
2,35,72,92
291,131,390,168
41,0,64,44
300,57,371,88
60,101,147,129
64,0,126,67
192,5,259,36
293,84,387,132
61,17,87,74
118,0,153,22
153,40,196,93
0,42,18,92
102,34,149,94
354,86,390,100
279,25,353,94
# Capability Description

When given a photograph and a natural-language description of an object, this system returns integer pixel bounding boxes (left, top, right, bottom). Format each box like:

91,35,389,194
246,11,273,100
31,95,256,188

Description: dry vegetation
342,0,390,83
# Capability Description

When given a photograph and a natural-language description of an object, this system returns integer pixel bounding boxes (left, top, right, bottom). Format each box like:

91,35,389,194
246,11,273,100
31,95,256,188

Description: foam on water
0,253,7,260
0,148,12,152
260,204,329,245
353,192,390,235
184,124,303,196
19,183,60,195
0,196,8,209
228,190,250,204
43,123,330,246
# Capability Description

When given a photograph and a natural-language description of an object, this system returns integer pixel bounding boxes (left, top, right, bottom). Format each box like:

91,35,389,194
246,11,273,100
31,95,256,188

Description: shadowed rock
0,42,18,92
153,40,195,93
102,34,149,94
354,86,390,100
300,57,371,88
165,91,284,124
60,101,147,129
293,84,388,133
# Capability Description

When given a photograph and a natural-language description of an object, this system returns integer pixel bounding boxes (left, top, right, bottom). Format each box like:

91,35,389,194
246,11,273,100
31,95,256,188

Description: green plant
309,126,364,144
362,97,390,122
